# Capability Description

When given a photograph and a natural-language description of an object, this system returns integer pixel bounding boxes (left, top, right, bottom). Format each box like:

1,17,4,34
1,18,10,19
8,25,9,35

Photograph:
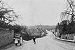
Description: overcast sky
3,0,66,26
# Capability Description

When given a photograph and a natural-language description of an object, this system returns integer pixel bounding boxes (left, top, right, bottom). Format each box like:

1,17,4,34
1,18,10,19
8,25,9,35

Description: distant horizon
24,24,56,27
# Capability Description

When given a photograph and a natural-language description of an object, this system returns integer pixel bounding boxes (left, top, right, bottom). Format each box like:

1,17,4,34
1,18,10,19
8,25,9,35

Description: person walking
33,37,36,44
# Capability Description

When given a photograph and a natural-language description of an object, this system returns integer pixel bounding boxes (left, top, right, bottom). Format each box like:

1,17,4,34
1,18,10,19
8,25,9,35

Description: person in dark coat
33,37,36,44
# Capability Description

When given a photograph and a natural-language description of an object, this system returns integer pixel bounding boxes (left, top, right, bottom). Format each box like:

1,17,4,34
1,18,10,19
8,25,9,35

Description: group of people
14,34,36,46
14,32,23,46
13,27,37,46
14,31,36,46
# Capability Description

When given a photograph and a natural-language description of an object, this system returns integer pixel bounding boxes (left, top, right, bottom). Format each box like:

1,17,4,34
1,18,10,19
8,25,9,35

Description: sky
3,0,66,26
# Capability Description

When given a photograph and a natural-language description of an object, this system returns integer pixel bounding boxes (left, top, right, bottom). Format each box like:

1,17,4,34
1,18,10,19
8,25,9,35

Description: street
4,31,75,50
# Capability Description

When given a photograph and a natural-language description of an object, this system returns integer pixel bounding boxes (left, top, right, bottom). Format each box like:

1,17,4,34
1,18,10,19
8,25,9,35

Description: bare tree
60,0,75,24
0,0,18,25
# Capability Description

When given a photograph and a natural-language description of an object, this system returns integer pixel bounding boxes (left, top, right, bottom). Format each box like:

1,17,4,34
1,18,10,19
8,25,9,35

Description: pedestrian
33,37,36,44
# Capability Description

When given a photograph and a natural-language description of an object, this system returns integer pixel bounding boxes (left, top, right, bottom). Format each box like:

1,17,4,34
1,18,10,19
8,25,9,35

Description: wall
0,29,14,47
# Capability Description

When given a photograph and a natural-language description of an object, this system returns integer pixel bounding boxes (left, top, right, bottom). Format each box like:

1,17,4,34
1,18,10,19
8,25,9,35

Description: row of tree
56,0,75,35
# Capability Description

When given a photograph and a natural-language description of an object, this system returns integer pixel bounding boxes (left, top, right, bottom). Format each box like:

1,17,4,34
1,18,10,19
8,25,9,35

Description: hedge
0,29,14,48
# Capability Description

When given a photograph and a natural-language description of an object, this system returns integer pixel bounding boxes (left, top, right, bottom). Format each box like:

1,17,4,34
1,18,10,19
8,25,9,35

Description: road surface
3,31,75,50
